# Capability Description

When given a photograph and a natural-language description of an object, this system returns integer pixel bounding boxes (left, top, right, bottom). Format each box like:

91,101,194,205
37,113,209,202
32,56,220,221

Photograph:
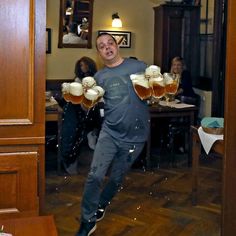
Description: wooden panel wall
0,0,46,218
222,0,236,235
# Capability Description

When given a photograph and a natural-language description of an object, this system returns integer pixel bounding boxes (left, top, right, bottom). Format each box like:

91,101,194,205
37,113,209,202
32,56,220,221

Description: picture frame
98,30,131,48
46,28,52,54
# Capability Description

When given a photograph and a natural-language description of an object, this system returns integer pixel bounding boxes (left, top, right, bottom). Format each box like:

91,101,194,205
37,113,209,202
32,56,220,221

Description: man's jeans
81,130,145,222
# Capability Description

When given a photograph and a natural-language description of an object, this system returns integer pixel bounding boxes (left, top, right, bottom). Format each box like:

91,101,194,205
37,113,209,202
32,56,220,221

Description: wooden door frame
222,0,236,234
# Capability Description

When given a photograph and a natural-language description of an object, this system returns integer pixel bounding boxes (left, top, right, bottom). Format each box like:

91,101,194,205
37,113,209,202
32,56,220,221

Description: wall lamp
112,12,122,28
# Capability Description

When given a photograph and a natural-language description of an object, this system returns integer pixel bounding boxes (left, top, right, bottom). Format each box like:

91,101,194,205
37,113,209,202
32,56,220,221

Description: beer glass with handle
163,73,179,105
148,73,166,104
130,74,152,100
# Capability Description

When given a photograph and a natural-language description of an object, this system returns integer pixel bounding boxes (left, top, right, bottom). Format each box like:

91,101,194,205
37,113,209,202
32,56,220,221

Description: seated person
169,56,198,154
63,22,87,45
60,57,103,175
170,56,196,99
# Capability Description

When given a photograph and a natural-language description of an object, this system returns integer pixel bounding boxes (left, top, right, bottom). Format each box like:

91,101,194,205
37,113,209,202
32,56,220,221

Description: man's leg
98,141,145,209
80,131,118,222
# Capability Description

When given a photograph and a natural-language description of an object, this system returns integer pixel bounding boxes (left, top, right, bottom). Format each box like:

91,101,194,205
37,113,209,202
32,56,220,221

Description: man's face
96,35,119,62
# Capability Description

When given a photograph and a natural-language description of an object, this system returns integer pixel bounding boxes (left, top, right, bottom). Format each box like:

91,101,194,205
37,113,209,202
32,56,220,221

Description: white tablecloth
198,127,224,154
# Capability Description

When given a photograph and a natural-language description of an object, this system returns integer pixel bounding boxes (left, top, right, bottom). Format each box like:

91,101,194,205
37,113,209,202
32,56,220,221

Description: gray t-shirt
95,58,150,142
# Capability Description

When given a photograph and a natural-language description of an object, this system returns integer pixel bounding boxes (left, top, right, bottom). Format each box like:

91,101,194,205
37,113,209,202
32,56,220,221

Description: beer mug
69,82,84,104
149,74,165,99
163,73,179,95
93,85,105,102
130,74,152,100
61,82,72,102
82,88,99,109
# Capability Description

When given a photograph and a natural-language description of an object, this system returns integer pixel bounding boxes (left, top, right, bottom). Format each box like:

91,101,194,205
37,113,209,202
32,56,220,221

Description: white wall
46,0,157,80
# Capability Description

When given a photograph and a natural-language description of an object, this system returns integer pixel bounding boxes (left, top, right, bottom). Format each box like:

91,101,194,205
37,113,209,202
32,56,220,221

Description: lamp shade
112,13,122,28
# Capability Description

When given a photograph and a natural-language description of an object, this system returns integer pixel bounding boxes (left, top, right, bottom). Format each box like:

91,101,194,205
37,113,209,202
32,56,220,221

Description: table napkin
198,126,224,154
159,100,195,108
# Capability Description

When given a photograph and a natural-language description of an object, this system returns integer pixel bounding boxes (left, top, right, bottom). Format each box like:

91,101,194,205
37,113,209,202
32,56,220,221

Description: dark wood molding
211,0,226,117
222,0,236,234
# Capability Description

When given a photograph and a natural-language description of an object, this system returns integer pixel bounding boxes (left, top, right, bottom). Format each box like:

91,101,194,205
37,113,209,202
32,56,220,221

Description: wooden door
0,0,46,218
222,0,236,234
153,4,200,81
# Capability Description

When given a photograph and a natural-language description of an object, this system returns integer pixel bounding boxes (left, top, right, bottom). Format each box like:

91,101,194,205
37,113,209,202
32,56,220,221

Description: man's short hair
96,33,117,49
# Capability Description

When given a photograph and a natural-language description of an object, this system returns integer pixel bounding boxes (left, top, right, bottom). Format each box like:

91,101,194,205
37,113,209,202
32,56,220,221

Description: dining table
146,100,198,169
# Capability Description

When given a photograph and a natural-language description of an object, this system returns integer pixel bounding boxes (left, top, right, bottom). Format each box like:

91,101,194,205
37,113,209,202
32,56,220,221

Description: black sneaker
96,206,106,222
75,221,96,236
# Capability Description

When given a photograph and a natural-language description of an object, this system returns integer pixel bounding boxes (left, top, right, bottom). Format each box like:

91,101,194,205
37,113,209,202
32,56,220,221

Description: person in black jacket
60,57,102,175
170,56,196,98
169,56,198,154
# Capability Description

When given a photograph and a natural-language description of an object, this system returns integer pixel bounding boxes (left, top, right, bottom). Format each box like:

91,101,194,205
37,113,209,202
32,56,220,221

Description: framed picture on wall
46,28,52,54
98,30,131,48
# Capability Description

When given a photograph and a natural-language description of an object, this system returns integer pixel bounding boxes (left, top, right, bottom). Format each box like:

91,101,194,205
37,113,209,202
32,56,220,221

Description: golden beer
151,82,166,98
149,75,165,99
69,82,84,104
82,97,97,109
63,93,73,102
82,88,99,109
69,94,84,104
61,82,72,102
165,80,178,94
134,83,152,100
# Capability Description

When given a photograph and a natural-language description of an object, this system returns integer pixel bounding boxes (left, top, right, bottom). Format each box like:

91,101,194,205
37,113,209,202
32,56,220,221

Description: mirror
58,0,94,48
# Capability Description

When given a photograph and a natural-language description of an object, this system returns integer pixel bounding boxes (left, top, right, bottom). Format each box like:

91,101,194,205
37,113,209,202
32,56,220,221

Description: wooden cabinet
153,4,200,83
0,0,46,218
0,151,38,218
0,216,58,236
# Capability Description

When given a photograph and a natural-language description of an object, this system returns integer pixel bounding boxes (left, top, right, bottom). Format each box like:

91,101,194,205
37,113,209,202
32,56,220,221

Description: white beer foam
130,73,145,81
62,82,70,93
150,74,164,82
82,76,96,88
150,78,165,86
145,65,161,76
134,78,149,89
69,82,83,96
84,88,99,101
163,73,174,84
93,86,105,97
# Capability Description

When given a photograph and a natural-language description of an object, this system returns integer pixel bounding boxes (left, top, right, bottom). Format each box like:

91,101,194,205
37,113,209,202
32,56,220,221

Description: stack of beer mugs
61,77,104,109
146,65,165,99
130,65,163,101
130,65,179,103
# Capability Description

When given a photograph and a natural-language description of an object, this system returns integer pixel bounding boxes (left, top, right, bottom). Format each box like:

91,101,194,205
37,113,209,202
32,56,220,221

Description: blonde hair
170,56,186,74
